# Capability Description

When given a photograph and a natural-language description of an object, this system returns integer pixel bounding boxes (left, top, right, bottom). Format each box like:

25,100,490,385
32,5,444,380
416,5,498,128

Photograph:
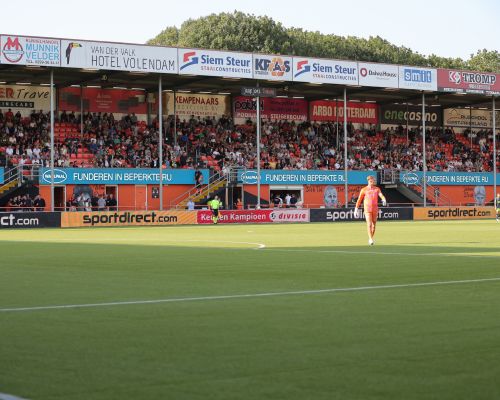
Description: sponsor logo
449,70,461,84
462,72,496,85
240,170,258,184
421,207,493,220
82,212,177,226
403,68,432,83
0,214,38,227
270,210,309,222
2,37,24,63
402,172,420,185
294,60,310,78
180,51,198,70
198,210,271,224
42,169,68,184
65,42,82,64
360,67,368,77
254,57,290,77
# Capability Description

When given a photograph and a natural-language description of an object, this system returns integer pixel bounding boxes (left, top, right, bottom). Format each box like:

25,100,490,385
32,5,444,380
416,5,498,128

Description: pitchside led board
238,170,372,185
178,48,253,79
400,171,500,186
39,168,209,185
0,167,4,184
60,39,178,74
292,57,359,85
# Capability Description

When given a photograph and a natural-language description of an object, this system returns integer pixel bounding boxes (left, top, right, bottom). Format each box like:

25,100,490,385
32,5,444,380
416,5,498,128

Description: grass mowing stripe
262,248,500,258
1,276,500,313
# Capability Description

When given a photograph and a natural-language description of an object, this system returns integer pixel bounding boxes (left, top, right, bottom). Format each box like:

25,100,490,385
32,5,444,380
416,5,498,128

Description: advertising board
0,212,61,229
413,206,494,220
61,210,197,227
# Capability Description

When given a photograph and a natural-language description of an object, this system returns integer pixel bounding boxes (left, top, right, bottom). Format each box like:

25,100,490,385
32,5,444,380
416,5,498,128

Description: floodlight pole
422,92,427,207
343,88,348,207
173,90,177,148
159,75,163,211
80,85,84,139
494,96,497,207
50,69,55,212
256,90,261,209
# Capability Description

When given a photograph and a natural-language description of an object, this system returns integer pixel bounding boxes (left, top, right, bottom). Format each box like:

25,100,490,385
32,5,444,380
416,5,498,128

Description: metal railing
169,167,231,209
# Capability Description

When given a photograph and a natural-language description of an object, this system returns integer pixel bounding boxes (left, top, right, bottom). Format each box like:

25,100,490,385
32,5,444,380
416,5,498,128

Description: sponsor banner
197,209,310,224
437,69,500,95
162,93,230,119
253,54,293,81
238,170,372,185
0,212,61,229
310,207,413,222
380,104,442,127
310,100,378,123
197,210,272,224
60,39,177,73
59,87,147,114
39,168,209,185
233,96,308,122
400,171,500,186
179,48,252,78
414,206,494,221
61,210,196,228
358,62,399,88
0,84,51,111
293,57,358,85
443,108,499,129
1,35,60,66
0,167,3,184
398,66,437,91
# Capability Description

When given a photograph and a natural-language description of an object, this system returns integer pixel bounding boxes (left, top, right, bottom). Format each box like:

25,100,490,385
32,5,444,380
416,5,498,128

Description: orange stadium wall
38,184,194,211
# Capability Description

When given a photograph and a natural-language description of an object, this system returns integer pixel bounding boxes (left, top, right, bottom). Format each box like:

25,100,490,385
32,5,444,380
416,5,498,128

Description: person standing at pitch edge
496,193,500,222
209,195,222,224
354,176,387,245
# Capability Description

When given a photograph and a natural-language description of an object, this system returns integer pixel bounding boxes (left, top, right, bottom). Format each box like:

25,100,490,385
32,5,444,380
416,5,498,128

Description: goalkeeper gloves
354,208,360,218
382,199,387,206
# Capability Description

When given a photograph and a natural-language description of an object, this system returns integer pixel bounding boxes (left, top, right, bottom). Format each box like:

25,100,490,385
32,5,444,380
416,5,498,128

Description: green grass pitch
1,220,500,400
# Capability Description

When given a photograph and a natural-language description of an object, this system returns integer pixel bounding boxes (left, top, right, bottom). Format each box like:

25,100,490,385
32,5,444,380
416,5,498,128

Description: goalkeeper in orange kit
354,175,387,245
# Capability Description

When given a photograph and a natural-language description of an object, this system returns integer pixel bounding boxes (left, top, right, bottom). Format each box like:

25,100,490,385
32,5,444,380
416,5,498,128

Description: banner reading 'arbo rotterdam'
293,57,358,85
437,69,500,95
233,96,308,123
179,48,252,79
60,39,178,73
238,170,372,185
310,100,378,123
1,35,60,66
39,168,209,185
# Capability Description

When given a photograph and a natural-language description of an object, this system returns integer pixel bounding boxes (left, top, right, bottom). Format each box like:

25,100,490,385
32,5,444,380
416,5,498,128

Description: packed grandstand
0,109,497,173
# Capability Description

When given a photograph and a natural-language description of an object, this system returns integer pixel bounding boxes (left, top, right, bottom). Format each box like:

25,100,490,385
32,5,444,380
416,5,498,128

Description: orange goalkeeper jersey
355,185,381,213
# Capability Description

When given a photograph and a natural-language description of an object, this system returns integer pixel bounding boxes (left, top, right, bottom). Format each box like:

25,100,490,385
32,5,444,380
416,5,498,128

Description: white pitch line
260,248,500,258
0,393,30,400
1,277,499,314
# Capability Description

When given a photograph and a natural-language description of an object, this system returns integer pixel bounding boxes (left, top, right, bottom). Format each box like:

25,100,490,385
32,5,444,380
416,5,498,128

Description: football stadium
1,9,500,400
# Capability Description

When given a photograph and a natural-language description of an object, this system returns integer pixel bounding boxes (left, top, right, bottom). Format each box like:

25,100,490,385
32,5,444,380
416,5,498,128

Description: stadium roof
0,33,497,110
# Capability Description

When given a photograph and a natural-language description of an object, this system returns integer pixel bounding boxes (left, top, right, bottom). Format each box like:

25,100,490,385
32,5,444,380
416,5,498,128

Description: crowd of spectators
5,194,45,211
0,108,498,173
